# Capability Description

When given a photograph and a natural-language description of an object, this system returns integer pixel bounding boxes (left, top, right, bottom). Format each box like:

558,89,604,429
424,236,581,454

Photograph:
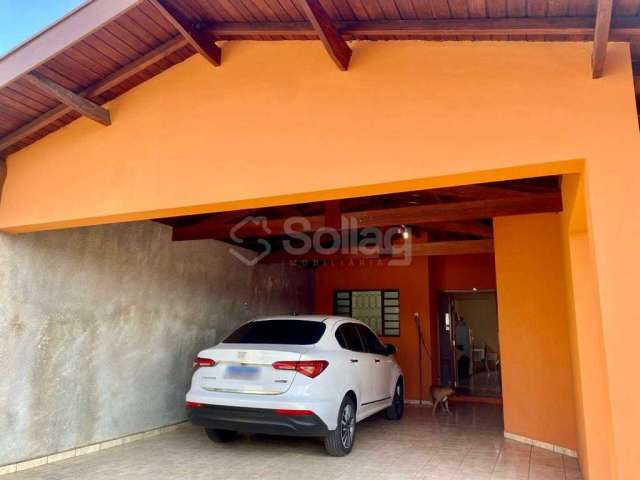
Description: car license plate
225,365,260,380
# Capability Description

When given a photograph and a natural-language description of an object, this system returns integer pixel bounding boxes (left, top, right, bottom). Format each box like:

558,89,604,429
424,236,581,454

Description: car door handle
374,359,381,363
350,359,359,363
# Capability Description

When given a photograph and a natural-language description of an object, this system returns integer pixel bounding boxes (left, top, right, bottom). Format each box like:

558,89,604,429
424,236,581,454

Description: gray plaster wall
0,221,313,465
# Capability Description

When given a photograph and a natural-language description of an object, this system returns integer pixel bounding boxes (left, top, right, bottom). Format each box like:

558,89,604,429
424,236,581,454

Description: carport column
560,174,616,480
493,212,578,452
580,146,640,480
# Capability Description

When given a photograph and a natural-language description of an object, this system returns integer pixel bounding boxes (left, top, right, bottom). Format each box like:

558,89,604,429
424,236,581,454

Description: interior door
438,293,456,388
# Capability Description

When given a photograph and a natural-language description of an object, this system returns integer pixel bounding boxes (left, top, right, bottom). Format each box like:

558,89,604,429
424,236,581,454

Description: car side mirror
385,343,397,355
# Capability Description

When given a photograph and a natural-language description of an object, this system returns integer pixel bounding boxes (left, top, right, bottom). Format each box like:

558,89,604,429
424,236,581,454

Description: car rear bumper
188,404,329,437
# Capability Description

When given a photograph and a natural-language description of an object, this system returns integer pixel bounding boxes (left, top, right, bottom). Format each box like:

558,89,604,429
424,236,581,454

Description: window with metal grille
333,290,400,337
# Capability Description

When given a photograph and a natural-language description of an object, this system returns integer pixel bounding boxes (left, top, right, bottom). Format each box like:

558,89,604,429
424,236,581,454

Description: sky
0,0,84,56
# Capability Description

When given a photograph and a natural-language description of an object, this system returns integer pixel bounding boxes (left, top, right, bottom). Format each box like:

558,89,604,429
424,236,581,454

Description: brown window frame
333,289,400,337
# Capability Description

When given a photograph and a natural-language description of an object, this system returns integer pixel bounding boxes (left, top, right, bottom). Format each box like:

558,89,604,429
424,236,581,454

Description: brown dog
430,385,454,414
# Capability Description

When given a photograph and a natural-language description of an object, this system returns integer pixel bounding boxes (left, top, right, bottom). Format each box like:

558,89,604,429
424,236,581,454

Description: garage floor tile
4,404,581,480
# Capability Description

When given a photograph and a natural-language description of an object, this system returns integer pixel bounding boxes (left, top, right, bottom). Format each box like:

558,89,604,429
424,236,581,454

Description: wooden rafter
431,184,542,200
260,239,495,263
148,0,221,67
0,36,187,154
172,193,561,241
296,0,351,70
592,0,614,78
324,200,342,230
24,73,111,126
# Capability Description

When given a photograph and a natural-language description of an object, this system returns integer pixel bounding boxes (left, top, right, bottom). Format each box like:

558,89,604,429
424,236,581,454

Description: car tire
385,378,404,420
324,395,356,457
205,428,237,443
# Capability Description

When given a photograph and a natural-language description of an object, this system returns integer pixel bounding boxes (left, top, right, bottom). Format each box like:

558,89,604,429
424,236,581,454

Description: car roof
251,315,364,327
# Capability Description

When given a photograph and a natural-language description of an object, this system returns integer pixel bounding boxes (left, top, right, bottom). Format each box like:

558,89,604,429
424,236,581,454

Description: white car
185,315,404,456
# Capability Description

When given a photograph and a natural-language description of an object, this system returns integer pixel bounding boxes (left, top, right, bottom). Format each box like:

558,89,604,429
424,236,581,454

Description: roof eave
0,0,142,89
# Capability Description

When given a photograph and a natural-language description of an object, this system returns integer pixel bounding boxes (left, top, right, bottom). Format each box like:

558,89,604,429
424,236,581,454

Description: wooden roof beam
592,0,613,78
296,0,351,70
325,200,342,229
205,16,640,38
421,221,493,238
430,184,543,200
206,17,592,37
0,36,187,155
24,72,110,126
260,239,495,264
172,193,561,241
149,0,221,67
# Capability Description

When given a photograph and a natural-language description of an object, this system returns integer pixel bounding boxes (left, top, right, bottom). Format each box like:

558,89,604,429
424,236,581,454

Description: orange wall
313,258,430,401
494,213,578,451
0,42,635,233
579,132,640,479
428,254,497,383
428,254,497,292
561,174,616,479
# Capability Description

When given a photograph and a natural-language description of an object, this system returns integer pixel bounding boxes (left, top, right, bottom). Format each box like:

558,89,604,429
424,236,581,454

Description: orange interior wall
427,254,497,384
494,213,578,451
313,258,430,401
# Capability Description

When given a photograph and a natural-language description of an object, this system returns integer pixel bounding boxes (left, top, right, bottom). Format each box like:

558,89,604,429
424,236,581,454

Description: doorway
438,290,501,398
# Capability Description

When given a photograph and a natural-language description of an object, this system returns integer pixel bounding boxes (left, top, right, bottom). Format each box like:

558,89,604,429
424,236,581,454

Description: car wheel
324,395,356,456
205,428,237,443
385,378,404,420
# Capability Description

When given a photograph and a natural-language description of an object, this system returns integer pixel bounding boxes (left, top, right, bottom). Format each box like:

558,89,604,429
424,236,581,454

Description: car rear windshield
223,320,326,345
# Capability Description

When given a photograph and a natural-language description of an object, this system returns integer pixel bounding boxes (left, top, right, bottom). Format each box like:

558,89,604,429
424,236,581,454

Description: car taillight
186,401,204,408
272,360,328,378
193,357,215,369
275,409,314,416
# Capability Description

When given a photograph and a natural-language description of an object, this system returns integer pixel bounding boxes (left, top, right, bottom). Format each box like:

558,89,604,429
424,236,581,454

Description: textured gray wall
0,221,313,465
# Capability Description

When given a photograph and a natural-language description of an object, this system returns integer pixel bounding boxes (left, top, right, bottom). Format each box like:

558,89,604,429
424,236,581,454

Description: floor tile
2,404,583,480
